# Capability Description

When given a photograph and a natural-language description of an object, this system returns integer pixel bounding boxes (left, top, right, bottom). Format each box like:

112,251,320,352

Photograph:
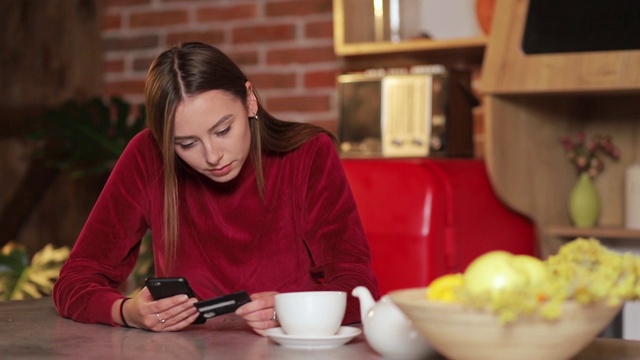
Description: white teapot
352,286,434,360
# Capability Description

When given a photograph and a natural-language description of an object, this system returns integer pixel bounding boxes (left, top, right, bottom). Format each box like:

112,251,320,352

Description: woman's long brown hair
144,42,336,271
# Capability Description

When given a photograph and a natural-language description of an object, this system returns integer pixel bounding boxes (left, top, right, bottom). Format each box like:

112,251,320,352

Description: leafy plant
29,96,146,178
0,97,155,300
0,241,70,300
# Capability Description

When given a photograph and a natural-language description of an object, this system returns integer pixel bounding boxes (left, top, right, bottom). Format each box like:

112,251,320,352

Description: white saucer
265,326,362,349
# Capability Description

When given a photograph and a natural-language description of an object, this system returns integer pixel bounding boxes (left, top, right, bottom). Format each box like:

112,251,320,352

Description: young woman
53,42,379,333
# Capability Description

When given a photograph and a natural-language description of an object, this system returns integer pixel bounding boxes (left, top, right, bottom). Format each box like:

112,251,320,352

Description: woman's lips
209,163,232,177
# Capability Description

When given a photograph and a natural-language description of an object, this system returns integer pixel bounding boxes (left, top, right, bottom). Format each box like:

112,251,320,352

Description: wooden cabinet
481,0,640,256
332,0,487,70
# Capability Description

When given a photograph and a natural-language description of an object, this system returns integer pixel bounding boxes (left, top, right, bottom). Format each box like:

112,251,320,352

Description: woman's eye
178,142,196,149
216,126,231,136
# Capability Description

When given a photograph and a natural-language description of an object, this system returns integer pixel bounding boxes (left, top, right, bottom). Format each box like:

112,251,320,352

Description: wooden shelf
544,226,640,241
335,37,487,57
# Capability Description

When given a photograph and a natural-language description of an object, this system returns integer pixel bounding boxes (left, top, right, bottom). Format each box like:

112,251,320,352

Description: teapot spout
351,286,375,323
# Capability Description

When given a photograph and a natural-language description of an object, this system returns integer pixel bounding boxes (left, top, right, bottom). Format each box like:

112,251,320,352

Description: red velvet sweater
53,129,379,326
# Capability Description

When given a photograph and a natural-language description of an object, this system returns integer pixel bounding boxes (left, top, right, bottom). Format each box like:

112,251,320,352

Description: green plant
30,96,146,178
0,241,70,300
0,97,154,300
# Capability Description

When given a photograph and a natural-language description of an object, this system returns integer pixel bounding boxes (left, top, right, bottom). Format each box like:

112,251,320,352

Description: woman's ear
245,81,258,115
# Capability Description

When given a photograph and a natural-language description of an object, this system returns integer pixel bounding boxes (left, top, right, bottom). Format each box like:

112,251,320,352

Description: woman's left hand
235,291,279,336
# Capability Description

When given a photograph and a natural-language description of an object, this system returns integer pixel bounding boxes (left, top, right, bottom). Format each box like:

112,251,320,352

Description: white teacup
275,291,346,337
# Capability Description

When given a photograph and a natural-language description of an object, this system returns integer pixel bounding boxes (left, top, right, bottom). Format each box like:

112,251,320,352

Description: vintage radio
337,66,474,158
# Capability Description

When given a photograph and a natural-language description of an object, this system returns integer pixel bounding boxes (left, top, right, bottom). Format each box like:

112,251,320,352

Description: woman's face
173,82,256,183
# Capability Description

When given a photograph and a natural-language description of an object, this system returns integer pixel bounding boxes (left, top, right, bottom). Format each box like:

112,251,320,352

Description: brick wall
102,0,338,132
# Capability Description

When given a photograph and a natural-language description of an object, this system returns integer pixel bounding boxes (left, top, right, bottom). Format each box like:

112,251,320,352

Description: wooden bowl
389,288,622,360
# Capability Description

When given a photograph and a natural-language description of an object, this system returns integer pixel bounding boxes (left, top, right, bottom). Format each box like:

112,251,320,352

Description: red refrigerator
342,158,537,295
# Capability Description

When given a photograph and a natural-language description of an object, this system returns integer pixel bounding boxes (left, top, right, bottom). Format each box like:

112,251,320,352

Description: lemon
427,273,464,302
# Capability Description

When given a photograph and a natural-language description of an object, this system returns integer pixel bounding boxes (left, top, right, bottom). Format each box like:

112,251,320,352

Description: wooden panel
338,0,377,44
0,0,102,107
486,95,640,222
481,0,640,95
484,94,640,256
484,96,578,222
0,0,103,254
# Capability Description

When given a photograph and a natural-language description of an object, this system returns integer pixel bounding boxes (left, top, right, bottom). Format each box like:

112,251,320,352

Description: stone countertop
0,297,380,359
1,298,639,359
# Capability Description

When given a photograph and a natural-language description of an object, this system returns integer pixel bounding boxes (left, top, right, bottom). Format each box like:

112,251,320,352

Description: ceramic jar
568,172,600,228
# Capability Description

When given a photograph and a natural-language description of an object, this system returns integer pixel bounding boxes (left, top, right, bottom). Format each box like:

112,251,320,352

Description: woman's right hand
119,287,200,331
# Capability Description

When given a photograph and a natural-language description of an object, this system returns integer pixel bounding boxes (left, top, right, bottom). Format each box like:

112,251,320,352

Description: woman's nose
203,141,223,165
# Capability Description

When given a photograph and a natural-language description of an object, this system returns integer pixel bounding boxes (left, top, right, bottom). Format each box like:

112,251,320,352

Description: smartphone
145,277,206,324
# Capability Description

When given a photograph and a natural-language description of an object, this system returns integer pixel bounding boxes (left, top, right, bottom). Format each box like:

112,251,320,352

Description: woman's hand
235,291,279,336
118,287,201,332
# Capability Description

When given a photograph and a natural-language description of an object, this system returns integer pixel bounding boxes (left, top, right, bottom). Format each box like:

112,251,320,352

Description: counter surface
1,298,639,359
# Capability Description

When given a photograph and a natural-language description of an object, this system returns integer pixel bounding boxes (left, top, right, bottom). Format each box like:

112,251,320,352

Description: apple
511,254,549,286
463,251,529,297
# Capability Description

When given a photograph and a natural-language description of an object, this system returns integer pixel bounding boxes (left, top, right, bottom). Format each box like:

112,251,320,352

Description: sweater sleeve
52,130,156,325
299,135,380,324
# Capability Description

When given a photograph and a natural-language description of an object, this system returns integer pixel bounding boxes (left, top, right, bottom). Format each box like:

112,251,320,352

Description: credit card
194,291,252,319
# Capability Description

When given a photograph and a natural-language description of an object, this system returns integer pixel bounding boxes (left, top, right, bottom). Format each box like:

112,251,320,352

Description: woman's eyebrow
174,114,233,141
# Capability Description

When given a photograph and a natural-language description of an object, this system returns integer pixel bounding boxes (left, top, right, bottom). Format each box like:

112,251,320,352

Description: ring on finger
271,310,278,322
156,313,166,323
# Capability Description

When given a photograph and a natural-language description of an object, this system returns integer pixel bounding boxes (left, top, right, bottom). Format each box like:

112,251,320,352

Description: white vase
625,162,640,229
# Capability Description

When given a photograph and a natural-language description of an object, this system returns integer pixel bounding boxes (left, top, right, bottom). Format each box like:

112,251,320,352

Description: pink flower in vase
560,132,620,177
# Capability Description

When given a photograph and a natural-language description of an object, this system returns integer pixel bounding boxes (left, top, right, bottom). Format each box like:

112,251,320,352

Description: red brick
102,13,122,31
249,73,296,90
227,50,260,67
104,0,150,7
265,0,332,17
166,30,225,47
267,95,331,113
103,59,125,73
197,4,256,22
267,46,336,65
104,79,146,96
233,24,295,44
304,70,338,88
305,20,333,39
103,35,159,52
130,9,188,28
132,56,155,72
